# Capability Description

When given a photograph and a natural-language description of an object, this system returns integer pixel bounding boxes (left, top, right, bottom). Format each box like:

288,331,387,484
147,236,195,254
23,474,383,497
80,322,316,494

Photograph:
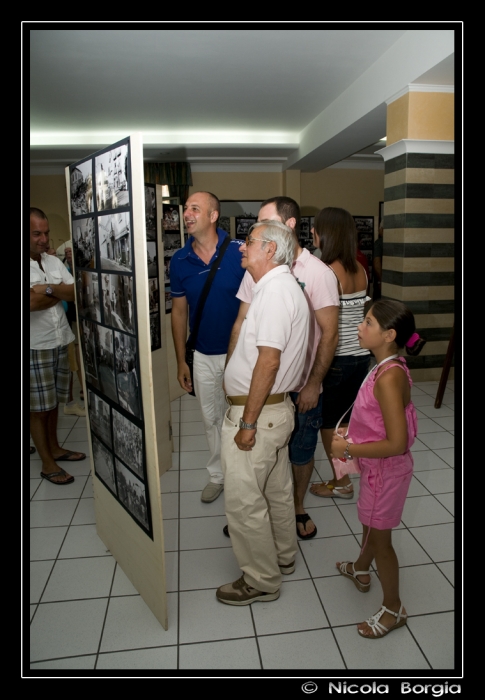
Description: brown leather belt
225,393,287,406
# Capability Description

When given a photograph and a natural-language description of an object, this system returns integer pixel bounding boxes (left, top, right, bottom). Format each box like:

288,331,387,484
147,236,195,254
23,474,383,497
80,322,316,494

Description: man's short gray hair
249,220,295,267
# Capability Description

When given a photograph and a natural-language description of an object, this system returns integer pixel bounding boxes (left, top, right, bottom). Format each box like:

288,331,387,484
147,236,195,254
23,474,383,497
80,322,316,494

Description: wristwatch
343,443,353,460
239,418,257,430
45,286,54,296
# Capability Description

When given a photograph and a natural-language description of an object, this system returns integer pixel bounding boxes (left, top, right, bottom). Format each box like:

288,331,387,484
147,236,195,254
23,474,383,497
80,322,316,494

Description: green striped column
378,140,454,381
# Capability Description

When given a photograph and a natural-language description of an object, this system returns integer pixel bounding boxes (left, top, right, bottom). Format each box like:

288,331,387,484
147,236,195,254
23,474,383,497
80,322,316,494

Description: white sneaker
64,403,86,417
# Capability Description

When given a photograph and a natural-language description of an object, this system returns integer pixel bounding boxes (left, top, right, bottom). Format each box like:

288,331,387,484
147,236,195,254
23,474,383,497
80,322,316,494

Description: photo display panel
70,138,153,538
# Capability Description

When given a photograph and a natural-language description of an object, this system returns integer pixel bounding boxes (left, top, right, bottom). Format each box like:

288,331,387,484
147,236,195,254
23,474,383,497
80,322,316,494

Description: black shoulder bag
184,236,231,396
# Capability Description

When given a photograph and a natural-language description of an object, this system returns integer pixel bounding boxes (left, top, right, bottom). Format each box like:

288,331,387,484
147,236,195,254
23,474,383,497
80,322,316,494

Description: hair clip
405,332,420,347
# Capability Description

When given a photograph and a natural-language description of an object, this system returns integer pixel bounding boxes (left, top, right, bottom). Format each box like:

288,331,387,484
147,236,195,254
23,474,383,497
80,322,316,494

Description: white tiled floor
28,379,458,675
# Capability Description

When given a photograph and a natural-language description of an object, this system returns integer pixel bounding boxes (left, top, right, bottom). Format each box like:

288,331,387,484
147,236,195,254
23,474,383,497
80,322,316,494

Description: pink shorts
357,454,413,530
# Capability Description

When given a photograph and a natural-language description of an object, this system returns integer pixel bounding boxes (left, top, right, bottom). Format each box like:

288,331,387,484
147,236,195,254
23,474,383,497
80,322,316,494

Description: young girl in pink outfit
331,300,426,639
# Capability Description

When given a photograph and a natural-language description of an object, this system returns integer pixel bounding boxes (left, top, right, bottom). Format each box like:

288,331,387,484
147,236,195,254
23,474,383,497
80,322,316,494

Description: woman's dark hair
314,207,358,273
369,300,427,356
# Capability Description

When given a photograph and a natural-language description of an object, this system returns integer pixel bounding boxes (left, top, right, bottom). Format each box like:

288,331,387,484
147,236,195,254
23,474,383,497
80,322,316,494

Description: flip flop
40,469,75,485
296,513,317,539
55,450,86,462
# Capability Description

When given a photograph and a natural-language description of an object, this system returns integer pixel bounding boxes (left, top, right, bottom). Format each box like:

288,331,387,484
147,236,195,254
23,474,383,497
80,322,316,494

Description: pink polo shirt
236,248,339,392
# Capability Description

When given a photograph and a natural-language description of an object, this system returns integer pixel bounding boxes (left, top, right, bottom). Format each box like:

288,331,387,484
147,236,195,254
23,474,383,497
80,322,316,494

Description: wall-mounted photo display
299,216,316,252
72,216,96,269
353,216,374,282
113,408,144,480
218,215,230,234
100,272,135,334
114,330,141,419
115,459,150,531
95,143,130,211
163,259,170,284
94,325,118,404
165,286,172,314
80,319,100,391
76,270,101,323
70,159,94,217
162,204,180,231
92,433,117,496
98,212,132,273
144,184,157,241
88,390,112,449
147,240,158,279
163,232,181,258
150,313,161,352
235,216,257,241
149,278,159,313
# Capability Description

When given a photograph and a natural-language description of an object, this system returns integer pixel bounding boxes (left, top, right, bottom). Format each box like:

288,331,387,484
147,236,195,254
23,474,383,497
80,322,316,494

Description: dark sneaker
216,576,280,606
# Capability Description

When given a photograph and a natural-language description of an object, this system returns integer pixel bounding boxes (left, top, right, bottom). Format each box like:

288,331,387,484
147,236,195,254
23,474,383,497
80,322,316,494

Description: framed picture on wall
235,217,257,241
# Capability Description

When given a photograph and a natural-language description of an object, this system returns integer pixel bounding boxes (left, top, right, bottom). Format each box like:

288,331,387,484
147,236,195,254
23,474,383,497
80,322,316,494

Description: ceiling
28,26,456,175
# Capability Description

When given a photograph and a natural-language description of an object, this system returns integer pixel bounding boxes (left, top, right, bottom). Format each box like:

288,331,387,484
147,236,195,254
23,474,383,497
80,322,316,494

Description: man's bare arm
31,282,75,302
233,345,281,451
171,296,192,392
226,301,249,367
30,288,64,312
296,305,339,414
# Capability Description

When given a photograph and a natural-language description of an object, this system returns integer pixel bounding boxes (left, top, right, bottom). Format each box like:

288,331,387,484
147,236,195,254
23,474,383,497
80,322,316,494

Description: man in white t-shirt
216,220,310,606
30,208,86,485
224,197,339,541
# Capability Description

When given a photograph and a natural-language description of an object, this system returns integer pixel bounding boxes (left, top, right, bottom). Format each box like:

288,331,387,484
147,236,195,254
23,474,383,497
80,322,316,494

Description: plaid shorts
30,345,70,412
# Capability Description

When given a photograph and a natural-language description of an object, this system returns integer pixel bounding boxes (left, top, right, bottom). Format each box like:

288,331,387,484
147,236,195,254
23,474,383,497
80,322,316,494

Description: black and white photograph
145,184,157,240
162,232,181,258
149,278,159,313
98,212,132,272
162,204,180,231
70,159,94,217
353,216,374,235
76,270,101,323
150,313,161,352
300,216,311,236
235,217,257,241
95,143,130,211
115,459,149,531
88,390,112,448
114,331,141,419
72,216,96,269
101,274,112,327
163,258,170,284
147,241,158,278
113,408,144,479
92,434,117,496
101,273,135,334
94,324,118,404
80,319,100,390
165,286,172,314
218,215,231,234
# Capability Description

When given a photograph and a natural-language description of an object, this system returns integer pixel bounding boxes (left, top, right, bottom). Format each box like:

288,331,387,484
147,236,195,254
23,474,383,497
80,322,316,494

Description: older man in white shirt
216,220,310,606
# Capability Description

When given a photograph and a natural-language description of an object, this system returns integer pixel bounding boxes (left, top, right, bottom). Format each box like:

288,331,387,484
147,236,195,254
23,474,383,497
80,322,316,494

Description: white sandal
311,480,354,499
358,604,407,639
337,561,371,592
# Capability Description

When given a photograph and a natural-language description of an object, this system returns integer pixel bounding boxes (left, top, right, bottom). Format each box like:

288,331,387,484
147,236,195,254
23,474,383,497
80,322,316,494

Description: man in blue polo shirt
170,192,244,502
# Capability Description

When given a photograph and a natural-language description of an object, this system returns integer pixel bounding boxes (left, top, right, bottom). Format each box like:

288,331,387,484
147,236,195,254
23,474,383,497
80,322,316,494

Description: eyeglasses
245,235,271,246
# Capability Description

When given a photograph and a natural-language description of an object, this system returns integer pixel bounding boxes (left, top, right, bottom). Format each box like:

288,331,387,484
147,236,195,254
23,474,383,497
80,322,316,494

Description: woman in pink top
330,300,426,639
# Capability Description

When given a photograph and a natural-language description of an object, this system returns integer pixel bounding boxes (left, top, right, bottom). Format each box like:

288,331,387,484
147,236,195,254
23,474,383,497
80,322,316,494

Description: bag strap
186,235,231,350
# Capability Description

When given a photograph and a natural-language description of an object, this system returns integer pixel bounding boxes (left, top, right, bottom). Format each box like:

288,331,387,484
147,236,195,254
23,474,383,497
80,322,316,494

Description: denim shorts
320,354,371,429
288,391,323,466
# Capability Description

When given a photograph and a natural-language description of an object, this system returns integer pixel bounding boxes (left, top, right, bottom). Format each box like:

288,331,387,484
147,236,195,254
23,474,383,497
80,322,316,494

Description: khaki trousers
221,396,297,592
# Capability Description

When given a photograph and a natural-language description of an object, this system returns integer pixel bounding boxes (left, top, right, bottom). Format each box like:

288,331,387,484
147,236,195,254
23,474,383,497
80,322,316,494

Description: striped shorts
30,345,70,412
